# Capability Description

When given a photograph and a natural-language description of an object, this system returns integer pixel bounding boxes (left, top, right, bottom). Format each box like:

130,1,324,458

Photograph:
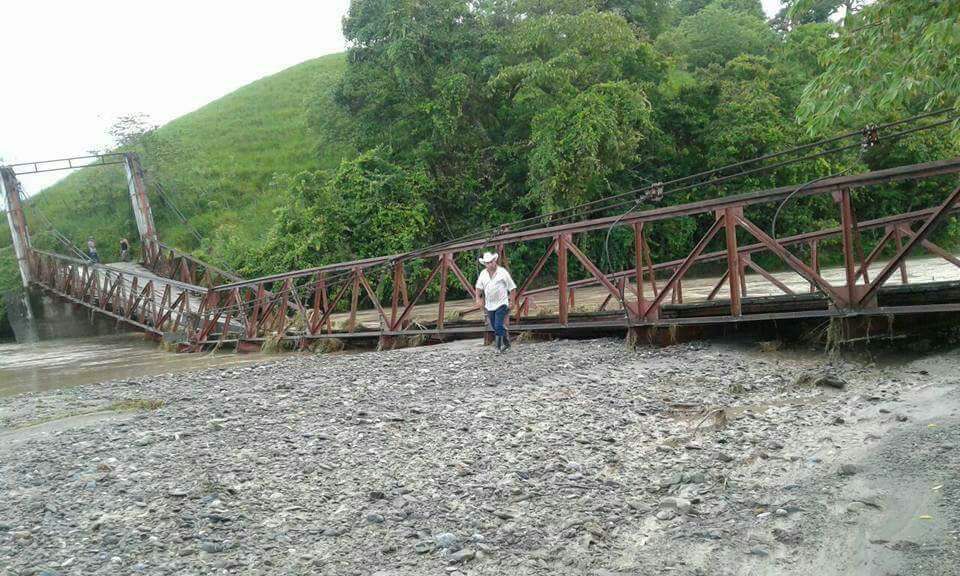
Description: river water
0,334,265,398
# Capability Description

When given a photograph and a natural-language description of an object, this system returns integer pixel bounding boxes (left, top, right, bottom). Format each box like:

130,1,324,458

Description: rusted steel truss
143,242,242,287
29,249,208,339
149,157,960,348
23,157,960,349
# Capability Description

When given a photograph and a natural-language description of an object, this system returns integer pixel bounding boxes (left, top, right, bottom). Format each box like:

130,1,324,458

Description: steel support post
809,240,819,293
836,188,860,306
558,234,570,325
348,270,360,333
123,153,160,262
390,262,402,328
633,222,647,314
892,226,909,283
722,208,742,316
0,167,32,287
438,254,449,331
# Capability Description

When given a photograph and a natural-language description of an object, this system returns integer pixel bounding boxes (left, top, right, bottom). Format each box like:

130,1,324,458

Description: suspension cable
188,109,960,323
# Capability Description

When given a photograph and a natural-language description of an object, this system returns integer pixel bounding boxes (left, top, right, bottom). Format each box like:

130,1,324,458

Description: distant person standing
475,252,516,352
86,237,100,263
119,238,130,262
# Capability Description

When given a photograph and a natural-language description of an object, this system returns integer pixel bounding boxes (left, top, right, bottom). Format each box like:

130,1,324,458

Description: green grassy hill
0,53,350,334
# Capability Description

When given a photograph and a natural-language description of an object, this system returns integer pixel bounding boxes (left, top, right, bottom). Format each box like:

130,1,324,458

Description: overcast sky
1,0,781,195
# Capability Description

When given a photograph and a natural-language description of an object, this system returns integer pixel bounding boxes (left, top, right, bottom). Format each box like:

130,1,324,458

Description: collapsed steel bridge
4,149,960,351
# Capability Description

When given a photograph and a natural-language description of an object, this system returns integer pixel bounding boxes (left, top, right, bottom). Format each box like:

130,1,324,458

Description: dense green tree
253,148,431,275
489,9,663,213
783,0,861,24
600,0,674,37
676,0,763,19
769,22,832,111
257,0,959,282
797,0,960,134
656,4,776,70
528,81,654,212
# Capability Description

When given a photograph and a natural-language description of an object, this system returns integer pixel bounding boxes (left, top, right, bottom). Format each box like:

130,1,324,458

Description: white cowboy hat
478,252,499,264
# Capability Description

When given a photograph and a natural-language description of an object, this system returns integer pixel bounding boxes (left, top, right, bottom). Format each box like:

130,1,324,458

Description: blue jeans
487,304,508,338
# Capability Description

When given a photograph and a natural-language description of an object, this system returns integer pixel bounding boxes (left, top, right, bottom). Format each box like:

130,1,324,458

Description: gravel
1,337,957,575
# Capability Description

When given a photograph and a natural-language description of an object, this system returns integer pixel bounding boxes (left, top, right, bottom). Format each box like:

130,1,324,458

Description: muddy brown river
0,334,264,397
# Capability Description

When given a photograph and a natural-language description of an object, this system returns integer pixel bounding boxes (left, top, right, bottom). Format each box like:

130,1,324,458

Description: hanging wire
153,181,204,245
175,108,960,325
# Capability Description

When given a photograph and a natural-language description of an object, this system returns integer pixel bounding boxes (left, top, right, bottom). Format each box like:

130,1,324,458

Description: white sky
1,0,781,196
1,0,352,194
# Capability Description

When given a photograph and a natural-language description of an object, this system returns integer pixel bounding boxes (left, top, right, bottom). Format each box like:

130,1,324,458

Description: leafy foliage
798,0,960,133
656,4,776,69
253,148,431,274
3,0,960,336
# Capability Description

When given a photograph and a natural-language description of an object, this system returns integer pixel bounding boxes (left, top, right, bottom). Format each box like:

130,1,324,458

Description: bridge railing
142,242,243,287
183,157,960,349
29,249,209,338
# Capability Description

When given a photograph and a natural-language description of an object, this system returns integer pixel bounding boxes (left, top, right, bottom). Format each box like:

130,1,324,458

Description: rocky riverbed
1,337,958,575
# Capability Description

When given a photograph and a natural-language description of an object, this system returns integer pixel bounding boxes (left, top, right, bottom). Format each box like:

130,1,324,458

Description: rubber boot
494,335,503,352
501,332,511,352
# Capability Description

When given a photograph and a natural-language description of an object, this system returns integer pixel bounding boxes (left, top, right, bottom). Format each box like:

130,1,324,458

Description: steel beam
1,167,32,286
123,153,160,261
859,183,960,305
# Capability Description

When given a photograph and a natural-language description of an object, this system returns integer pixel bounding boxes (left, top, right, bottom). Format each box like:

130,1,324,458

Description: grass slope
0,52,349,334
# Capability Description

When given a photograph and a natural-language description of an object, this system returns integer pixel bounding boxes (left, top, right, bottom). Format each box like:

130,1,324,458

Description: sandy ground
1,336,958,575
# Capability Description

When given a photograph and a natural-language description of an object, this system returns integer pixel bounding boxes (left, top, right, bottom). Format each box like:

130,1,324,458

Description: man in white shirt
475,252,517,352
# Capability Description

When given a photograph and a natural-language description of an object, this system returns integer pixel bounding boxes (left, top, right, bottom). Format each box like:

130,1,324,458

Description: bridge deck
29,251,211,338
328,254,960,332
23,158,960,349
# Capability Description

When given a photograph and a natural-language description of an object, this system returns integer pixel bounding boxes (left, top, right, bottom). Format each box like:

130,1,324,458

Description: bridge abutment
3,287,135,344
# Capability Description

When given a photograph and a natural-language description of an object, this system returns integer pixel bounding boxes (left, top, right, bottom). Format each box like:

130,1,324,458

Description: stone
748,546,769,557
815,375,847,389
772,528,802,545
414,541,435,554
660,473,683,487
435,532,461,551
846,502,867,514
198,541,232,553
795,372,846,389
655,509,677,521
660,497,692,513
682,471,706,484
448,549,475,564
365,513,385,524
839,463,861,476
6,337,948,576
626,499,651,513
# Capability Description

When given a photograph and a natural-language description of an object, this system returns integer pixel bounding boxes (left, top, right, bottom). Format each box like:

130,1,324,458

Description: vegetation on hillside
254,0,960,288
2,0,959,335
0,54,348,332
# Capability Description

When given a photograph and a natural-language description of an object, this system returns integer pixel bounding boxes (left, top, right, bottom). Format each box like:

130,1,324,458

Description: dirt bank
0,338,957,575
